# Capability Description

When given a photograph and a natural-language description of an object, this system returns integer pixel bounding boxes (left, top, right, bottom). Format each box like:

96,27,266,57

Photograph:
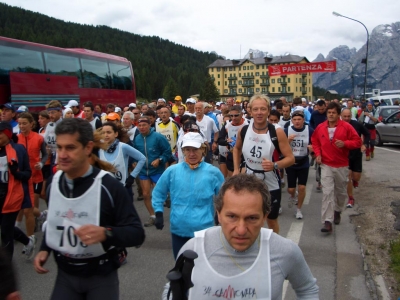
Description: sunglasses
229,114,240,117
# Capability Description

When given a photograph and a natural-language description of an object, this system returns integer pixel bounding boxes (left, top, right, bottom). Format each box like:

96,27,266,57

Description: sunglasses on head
229,114,240,117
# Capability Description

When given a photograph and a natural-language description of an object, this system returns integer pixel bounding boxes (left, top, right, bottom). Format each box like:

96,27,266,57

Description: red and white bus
0,36,136,110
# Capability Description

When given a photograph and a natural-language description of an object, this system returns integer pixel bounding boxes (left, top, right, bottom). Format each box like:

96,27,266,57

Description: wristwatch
273,163,279,170
105,227,113,239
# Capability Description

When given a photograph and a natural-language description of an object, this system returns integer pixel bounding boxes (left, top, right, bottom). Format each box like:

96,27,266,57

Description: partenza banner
268,61,336,76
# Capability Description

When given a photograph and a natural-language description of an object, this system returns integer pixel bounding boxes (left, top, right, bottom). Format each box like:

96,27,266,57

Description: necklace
252,123,268,131
219,228,260,272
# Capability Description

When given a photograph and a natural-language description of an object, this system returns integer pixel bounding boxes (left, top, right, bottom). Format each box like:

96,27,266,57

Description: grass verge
389,238,400,285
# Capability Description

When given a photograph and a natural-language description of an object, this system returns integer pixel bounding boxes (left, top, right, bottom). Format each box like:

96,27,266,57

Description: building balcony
280,81,287,85
260,82,270,86
302,89,307,94
242,83,255,87
301,80,307,85
228,84,237,88
260,75,269,79
242,75,254,79
301,73,307,77
227,76,237,80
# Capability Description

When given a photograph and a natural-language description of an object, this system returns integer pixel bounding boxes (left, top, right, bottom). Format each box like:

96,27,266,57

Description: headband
47,107,62,111
138,119,150,124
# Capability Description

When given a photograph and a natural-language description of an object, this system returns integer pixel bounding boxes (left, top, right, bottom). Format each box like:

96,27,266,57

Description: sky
2,0,400,61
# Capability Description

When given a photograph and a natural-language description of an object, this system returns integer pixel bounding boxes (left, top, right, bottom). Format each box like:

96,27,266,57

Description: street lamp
332,11,369,100
333,56,355,97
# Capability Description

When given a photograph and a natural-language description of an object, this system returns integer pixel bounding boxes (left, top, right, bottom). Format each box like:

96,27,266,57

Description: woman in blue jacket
152,132,224,258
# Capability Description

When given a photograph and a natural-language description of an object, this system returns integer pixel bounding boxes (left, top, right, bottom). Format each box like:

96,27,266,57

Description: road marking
282,221,304,299
303,182,313,205
282,171,314,299
375,146,400,154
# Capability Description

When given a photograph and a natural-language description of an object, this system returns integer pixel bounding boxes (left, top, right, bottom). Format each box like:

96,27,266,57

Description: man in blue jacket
134,117,171,227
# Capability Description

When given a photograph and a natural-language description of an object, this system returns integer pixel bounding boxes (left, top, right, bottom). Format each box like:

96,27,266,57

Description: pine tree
163,77,179,102
200,73,220,101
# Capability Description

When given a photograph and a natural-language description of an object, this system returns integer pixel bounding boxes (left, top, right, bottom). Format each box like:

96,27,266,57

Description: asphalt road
10,144,400,299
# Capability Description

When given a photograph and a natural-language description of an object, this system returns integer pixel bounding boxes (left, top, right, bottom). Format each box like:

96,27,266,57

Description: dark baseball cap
0,103,16,112
0,121,12,132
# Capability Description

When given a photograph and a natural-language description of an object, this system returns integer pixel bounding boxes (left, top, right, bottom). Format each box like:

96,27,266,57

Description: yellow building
207,54,313,102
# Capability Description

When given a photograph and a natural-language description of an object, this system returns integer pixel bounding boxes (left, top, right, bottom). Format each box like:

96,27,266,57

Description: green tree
163,77,179,102
200,73,220,101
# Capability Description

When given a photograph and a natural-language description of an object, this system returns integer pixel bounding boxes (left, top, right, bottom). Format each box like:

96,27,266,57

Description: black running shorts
267,189,281,220
286,167,309,188
348,150,362,173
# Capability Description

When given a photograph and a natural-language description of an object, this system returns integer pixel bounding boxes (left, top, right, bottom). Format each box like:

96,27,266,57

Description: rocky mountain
313,22,400,97
244,49,270,59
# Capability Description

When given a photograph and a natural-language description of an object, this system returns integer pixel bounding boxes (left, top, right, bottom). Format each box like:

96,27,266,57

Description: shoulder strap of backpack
240,124,249,141
268,123,281,156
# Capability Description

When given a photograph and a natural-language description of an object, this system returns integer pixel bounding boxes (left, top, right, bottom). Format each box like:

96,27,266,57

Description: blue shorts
139,173,162,183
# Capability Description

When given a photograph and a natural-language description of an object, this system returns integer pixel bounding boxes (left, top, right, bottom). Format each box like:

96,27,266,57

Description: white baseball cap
16,105,28,113
129,103,136,108
301,98,307,102
186,98,196,104
182,132,203,148
65,100,79,108
115,107,122,112
158,98,166,103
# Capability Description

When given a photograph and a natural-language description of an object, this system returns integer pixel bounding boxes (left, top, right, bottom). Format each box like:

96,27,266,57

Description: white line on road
303,181,313,205
282,221,304,299
375,146,400,154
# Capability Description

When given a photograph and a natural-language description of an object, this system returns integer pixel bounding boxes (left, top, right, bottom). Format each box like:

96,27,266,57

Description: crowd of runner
0,94,381,299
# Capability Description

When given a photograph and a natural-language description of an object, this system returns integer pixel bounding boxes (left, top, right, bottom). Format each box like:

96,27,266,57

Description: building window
218,81,220,86
256,72,259,76
296,78,297,83
262,65,265,69
278,87,281,92
243,66,246,70
272,79,275,83
224,89,228,93
229,67,233,71
256,80,259,84
225,81,227,85
288,78,290,83
262,88,266,92
250,66,254,70
296,87,298,92
256,65,259,69
218,74,220,78
217,68,221,71
272,87,275,92
239,88,242,93
278,78,281,83
224,67,227,71
256,88,260,92
239,73,241,77
211,68,214,72
288,87,291,92
224,74,227,78
239,80,242,84
282,87,286,93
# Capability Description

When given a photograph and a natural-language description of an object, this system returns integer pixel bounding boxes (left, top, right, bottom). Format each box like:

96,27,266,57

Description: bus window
0,44,44,78
44,52,82,86
109,62,133,90
81,58,110,89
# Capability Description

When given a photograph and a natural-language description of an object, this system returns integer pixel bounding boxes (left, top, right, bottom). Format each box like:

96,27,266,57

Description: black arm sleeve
217,125,229,147
360,123,371,146
100,174,145,249
13,145,32,181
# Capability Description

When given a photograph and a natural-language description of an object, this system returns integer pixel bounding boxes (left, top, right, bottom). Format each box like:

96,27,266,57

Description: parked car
374,106,400,122
369,95,400,106
375,110,400,146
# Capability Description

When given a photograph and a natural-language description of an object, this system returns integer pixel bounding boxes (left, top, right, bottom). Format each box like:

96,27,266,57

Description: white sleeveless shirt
99,144,127,183
46,170,108,258
189,228,272,300
242,120,280,191
288,125,309,157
